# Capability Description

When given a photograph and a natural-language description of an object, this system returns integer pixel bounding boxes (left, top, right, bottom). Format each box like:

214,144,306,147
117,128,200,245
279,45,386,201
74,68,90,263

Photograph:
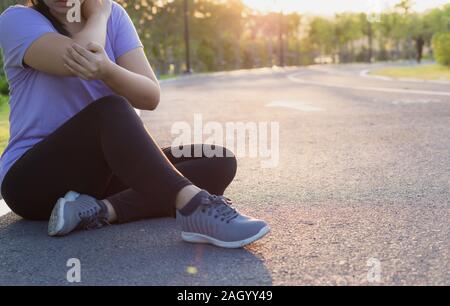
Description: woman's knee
84,95,143,130
1,193,50,221
12,207,49,221
223,148,237,181
89,95,135,116
208,145,237,182
207,148,237,194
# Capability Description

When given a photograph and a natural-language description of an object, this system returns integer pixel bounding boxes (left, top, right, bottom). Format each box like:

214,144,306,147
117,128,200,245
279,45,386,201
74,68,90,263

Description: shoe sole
48,191,80,237
181,225,271,249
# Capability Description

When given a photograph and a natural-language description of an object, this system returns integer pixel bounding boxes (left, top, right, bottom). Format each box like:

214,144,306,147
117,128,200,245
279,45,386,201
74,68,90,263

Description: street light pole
278,10,285,67
183,0,192,74
274,0,284,67
367,21,373,63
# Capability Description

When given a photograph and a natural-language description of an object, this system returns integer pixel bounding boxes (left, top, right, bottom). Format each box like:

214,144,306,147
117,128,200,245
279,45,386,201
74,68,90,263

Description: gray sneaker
177,193,270,248
48,191,109,237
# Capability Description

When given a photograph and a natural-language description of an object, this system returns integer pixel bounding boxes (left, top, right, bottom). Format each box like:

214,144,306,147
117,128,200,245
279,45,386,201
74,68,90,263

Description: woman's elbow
143,89,160,111
148,97,160,111
133,79,160,110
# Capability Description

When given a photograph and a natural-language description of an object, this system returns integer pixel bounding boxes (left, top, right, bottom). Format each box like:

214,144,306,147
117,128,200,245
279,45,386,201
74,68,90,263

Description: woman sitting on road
0,0,270,248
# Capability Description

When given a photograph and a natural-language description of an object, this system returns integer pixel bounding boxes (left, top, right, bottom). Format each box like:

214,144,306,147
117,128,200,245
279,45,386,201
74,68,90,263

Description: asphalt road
0,63,449,285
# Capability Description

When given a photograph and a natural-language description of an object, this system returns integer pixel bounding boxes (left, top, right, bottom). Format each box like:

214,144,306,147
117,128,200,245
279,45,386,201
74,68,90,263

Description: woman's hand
82,0,112,19
63,42,113,81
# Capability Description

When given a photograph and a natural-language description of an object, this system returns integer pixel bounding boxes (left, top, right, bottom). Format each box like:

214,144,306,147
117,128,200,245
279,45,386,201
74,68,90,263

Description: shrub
432,32,450,66
0,94,8,108
0,52,9,95
0,51,4,76
0,76,8,96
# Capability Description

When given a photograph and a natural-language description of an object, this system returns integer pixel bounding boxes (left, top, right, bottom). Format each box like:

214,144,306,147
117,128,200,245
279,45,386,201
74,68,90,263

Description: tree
359,13,374,63
333,13,364,63
308,17,334,58
0,0,23,13
432,32,450,66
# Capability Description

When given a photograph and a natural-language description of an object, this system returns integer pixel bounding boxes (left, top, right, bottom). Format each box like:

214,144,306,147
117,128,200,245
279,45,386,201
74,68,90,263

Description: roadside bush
0,52,9,95
0,76,8,96
0,51,4,76
432,32,450,66
0,94,8,106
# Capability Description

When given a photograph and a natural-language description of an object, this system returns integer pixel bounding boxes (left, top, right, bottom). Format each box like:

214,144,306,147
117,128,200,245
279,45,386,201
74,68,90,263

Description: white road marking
0,200,11,217
360,69,392,81
308,65,355,77
266,100,325,112
371,97,441,105
288,72,450,97
392,99,436,105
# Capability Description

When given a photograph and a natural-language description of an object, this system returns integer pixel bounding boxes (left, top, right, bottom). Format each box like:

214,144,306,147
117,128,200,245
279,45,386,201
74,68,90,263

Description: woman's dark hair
28,0,71,36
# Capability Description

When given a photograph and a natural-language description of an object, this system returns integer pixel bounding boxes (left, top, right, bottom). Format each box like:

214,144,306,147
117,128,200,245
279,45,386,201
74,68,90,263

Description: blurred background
1,0,450,152
1,1,450,75
1,2,450,285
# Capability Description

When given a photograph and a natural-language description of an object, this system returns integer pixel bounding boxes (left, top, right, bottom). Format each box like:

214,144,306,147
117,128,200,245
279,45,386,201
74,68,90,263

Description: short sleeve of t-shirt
111,3,144,59
0,6,56,69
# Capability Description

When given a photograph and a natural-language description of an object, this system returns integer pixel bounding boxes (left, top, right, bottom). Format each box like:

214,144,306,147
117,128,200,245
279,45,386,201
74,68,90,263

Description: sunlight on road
288,72,450,97
266,100,325,112
0,200,11,217
186,266,198,275
391,99,438,105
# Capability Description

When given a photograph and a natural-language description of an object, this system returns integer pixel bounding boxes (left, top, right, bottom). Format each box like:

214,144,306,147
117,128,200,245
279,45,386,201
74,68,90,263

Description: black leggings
0,95,237,223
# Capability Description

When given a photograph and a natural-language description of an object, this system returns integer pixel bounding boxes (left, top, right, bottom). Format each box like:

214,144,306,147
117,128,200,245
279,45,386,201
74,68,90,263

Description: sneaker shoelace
77,206,109,230
201,195,239,223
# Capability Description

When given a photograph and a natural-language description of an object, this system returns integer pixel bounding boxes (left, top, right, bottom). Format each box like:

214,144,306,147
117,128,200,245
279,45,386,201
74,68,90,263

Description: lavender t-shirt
0,2,143,189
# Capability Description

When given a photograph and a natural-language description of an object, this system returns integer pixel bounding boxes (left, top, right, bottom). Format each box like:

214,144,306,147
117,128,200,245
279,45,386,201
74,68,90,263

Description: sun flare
242,0,450,14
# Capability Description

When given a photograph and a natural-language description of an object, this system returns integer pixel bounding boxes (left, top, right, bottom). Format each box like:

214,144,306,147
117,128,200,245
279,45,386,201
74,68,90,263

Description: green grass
0,95,10,155
371,64,450,82
158,74,178,80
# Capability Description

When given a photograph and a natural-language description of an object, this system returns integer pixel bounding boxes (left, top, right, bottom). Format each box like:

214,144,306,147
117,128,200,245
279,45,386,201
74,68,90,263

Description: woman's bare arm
104,47,161,110
23,0,111,76
64,43,160,110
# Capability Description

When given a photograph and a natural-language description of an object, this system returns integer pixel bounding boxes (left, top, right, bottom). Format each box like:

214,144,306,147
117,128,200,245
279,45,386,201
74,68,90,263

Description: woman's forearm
24,13,110,76
72,13,109,48
102,62,161,111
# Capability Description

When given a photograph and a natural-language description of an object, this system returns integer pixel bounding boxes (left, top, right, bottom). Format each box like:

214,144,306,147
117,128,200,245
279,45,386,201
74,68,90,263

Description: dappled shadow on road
0,212,272,285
